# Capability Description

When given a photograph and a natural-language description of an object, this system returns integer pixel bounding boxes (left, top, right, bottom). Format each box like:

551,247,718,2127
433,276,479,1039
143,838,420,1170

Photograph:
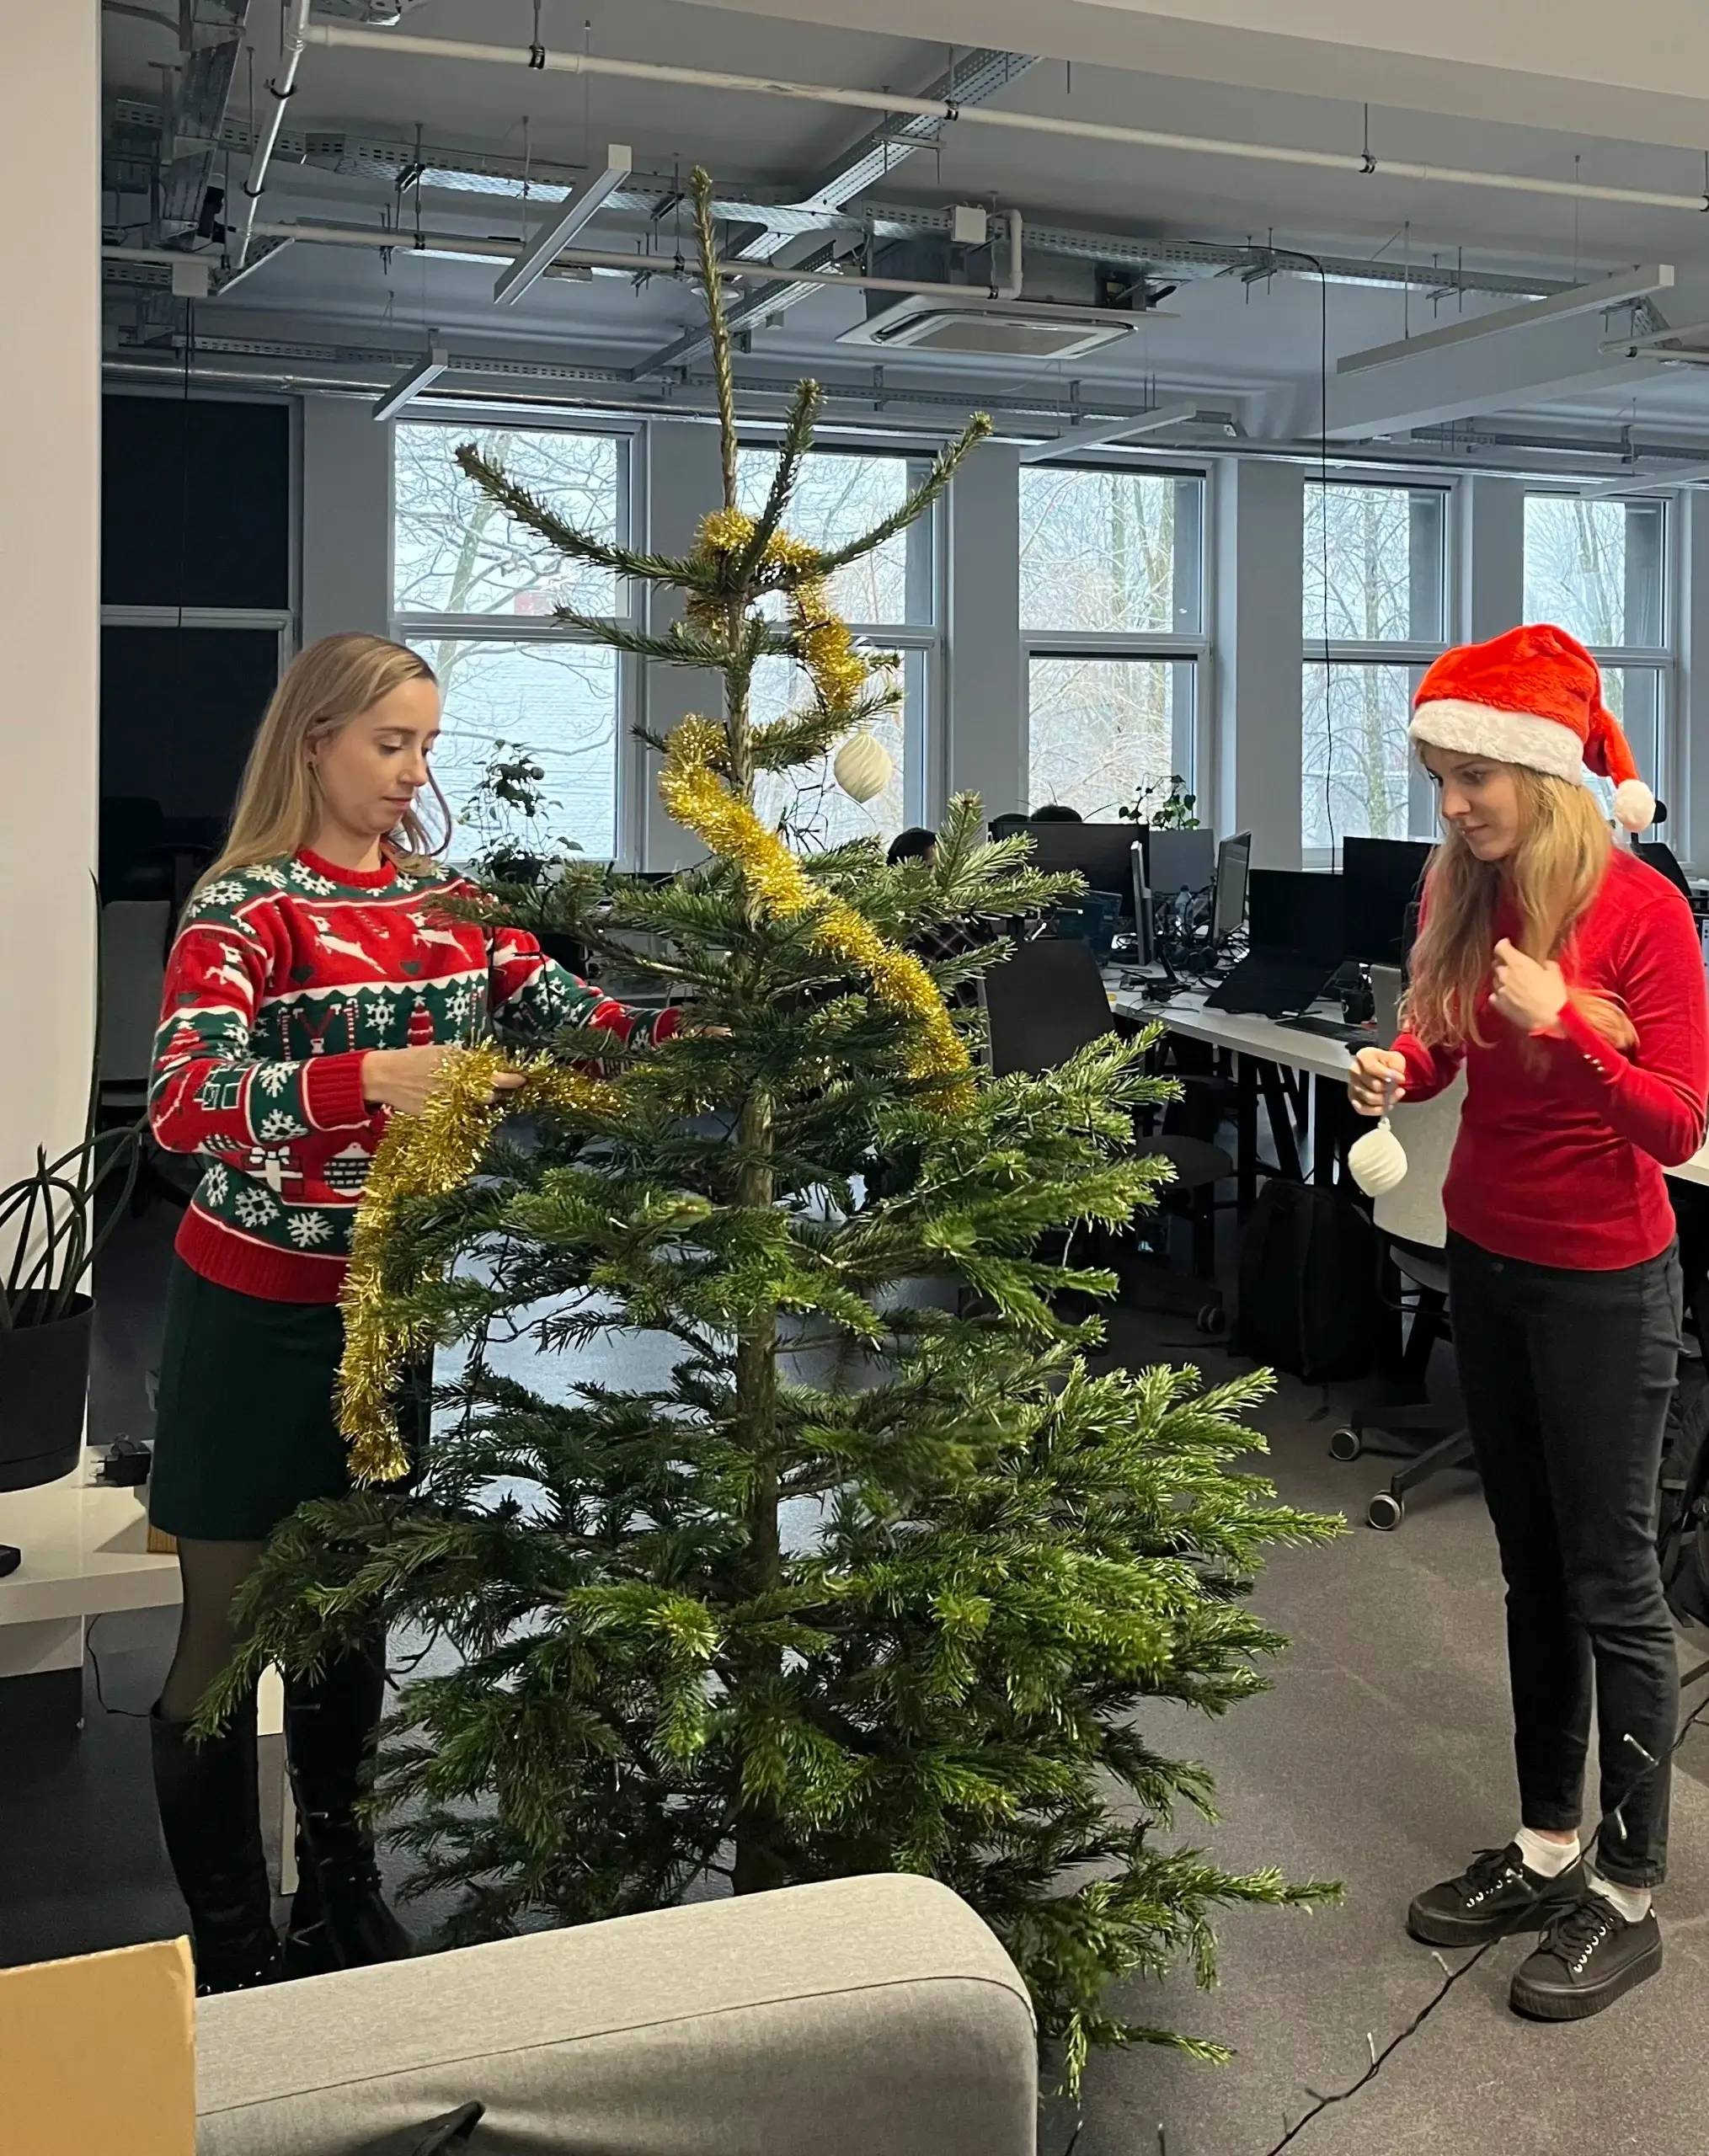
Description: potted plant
1119,773,1199,829
0,1118,142,1490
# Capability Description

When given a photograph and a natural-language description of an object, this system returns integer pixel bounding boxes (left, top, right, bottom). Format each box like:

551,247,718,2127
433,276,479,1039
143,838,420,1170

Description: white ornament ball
833,729,892,804
1347,1117,1408,1198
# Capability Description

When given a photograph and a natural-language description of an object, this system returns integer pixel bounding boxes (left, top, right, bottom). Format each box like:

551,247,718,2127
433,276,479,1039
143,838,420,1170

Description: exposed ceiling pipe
231,0,312,270
247,213,1034,308
305,22,1709,218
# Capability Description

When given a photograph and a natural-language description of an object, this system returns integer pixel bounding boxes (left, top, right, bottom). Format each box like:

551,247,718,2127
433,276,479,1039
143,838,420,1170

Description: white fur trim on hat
1408,697,1583,782
1613,777,1658,831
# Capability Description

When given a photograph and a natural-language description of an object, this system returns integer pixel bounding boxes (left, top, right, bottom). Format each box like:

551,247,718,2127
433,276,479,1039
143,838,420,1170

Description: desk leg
1312,1075,1339,1184
1236,1054,1258,1211
1258,1062,1304,1183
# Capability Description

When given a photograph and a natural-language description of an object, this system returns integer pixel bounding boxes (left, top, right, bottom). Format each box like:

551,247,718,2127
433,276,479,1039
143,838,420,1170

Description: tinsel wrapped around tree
208,169,1336,2081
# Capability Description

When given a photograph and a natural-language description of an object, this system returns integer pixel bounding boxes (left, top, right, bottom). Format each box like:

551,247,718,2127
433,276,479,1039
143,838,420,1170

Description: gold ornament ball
833,729,892,803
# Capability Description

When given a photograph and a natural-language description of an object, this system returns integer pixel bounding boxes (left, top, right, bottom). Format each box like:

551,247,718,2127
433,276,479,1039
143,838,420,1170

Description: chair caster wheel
1367,1491,1403,1531
1195,1301,1227,1337
1329,1427,1362,1462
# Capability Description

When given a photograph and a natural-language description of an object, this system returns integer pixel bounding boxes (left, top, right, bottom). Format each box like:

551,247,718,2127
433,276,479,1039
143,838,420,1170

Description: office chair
1329,1066,1474,1529
980,935,1233,1328
988,814,1033,843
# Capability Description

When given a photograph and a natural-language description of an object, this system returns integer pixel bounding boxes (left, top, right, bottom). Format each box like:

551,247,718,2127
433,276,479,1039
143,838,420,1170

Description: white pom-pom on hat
1613,777,1657,832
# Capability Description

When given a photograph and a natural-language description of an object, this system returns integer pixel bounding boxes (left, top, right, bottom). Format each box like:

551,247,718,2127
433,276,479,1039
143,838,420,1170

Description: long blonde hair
1406,766,1635,1052
198,633,447,889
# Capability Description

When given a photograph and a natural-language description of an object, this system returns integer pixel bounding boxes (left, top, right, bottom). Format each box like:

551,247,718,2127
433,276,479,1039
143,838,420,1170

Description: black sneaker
1407,1844,1585,1948
1509,1892,1663,2021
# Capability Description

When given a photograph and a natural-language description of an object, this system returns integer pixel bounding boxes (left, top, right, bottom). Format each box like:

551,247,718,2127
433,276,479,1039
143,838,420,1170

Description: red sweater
1392,850,1708,1270
149,848,678,1303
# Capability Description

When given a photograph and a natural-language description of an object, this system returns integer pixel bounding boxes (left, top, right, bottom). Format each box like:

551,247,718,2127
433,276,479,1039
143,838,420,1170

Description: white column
0,3,99,1188
1457,476,1525,643
302,398,393,647
1675,488,1709,875
945,440,1024,821
639,421,725,870
1212,458,1304,868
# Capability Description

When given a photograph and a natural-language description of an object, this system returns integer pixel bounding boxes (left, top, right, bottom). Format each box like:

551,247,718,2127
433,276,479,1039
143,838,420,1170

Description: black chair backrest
981,935,1117,1076
988,813,1033,843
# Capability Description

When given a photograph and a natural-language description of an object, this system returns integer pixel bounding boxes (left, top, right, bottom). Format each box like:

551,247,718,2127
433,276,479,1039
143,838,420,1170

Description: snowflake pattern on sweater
150,847,679,1302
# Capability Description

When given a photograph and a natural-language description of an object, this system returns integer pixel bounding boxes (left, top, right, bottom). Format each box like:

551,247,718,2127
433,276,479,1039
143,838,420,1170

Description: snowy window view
1020,468,1204,819
1301,483,1445,850
734,447,933,849
391,423,629,861
1525,494,1667,796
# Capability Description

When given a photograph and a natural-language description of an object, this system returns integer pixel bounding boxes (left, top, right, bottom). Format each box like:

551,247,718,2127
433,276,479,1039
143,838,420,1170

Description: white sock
1586,1868,1652,1924
1514,1825,1581,1878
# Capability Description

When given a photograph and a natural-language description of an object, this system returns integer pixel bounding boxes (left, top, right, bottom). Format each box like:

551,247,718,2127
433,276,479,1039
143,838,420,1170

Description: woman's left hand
1490,937,1568,1036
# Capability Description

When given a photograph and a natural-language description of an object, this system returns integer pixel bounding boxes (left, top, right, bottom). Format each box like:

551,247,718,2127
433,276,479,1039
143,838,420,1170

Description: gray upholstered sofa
195,1874,1039,2154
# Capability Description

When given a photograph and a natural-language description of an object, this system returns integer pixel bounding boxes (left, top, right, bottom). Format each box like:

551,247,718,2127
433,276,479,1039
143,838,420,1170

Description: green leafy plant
455,739,570,885
1122,775,1199,830
208,169,1338,2084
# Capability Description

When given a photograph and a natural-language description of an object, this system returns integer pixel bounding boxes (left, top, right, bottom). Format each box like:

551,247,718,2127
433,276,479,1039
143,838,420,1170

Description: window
391,422,632,862
734,447,935,848
1302,483,1447,851
1524,494,1669,799
1020,467,1204,818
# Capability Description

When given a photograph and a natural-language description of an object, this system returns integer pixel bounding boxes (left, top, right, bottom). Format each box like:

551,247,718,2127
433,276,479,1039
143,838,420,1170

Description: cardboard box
0,1935,195,2154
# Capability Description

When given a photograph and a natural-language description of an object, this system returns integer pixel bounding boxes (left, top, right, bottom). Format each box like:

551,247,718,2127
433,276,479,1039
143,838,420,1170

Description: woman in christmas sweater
1350,625,1708,2023
147,632,681,1993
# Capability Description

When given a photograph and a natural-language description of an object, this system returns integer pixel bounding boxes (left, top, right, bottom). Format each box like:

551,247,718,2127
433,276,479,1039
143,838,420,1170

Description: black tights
158,1537,265,1723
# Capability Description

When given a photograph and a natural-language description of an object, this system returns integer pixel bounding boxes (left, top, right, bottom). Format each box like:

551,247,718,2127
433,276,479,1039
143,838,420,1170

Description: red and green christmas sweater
148,847,679,1304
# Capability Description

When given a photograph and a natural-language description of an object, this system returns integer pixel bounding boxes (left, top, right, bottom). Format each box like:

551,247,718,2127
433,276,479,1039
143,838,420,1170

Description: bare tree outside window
1021,468,1203,817
1302,483,1445,850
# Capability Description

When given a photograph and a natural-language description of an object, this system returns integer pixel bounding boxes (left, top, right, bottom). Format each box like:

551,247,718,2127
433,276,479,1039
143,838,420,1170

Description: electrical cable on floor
87,1614,152,1720
1249,1678,1709,2153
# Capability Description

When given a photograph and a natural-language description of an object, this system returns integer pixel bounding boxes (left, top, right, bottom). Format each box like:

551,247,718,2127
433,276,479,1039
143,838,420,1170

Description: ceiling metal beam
493,147,633,306
1338,264,1675,374
629,47,1037,378
372,346,447,422
1018,401,1210,462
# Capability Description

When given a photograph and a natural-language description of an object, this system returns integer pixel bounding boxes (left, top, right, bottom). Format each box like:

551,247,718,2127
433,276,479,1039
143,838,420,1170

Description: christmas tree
211,171,1336,2081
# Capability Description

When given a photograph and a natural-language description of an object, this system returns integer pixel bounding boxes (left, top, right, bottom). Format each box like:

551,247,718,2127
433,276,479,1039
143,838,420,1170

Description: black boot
283,1636,412,1971
150,1694,281,1995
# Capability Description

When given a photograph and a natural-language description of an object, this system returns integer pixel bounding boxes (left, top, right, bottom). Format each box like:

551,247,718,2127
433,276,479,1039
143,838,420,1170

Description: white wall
1211,459,1305,867
301,397,392,647
641,421,727,870
1,3,99,1183
945,441,1025,820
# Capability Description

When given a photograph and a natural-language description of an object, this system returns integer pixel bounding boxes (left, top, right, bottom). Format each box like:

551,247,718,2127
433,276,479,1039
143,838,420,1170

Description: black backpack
1658,1358,1709,1629
1233,1180,1382,1384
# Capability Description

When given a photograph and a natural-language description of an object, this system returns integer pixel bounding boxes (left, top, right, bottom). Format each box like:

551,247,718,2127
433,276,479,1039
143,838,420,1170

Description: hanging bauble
833,729,891,803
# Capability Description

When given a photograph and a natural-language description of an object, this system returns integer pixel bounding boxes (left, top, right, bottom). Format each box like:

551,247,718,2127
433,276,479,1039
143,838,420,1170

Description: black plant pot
0,1295,94,1491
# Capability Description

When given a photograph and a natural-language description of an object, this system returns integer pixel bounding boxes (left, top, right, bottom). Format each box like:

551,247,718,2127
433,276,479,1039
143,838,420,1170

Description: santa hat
1409,622,1656,833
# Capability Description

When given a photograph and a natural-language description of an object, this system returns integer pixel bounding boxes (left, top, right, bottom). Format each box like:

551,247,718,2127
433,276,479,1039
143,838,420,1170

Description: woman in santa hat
1350,622,1708,2021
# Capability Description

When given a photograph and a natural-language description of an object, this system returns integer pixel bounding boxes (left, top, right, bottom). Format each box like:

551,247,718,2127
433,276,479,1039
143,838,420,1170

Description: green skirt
148,1260,425,1542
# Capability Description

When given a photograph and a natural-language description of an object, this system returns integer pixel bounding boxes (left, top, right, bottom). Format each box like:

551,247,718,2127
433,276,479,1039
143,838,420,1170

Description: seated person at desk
1349,625,1707,2024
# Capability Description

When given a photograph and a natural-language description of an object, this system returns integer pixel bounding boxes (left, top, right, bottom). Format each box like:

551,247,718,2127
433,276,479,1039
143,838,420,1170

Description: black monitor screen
1146,827,1216,897
1247,869,1343,963
1024,819,1147,903
1342,837,1434,966
1212,833,1251,943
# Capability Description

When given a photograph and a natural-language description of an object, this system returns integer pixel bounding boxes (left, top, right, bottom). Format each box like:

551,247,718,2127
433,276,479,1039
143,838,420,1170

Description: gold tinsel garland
692,509,871,712
339,1045,613,1483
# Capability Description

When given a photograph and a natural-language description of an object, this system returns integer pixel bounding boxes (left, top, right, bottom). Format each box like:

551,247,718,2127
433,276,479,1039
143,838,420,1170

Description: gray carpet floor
8,1211,1709,2154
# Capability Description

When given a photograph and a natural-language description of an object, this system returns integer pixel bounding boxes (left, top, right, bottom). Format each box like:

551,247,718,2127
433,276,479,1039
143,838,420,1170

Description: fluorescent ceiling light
372,346,447,421
494,146,632,307
1338,264,1674,375
1577,458,1709,498
1019,399,1206,462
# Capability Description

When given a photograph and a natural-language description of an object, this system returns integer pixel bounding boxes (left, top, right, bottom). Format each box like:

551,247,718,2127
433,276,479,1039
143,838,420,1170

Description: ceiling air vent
839,294,1166,361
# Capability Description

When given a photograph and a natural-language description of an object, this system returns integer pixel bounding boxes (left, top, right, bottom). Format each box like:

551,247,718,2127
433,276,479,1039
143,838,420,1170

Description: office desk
1108,977,1709,1204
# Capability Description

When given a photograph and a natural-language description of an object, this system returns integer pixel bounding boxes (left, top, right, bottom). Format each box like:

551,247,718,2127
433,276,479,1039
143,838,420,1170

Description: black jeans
1447,1233,1683,1887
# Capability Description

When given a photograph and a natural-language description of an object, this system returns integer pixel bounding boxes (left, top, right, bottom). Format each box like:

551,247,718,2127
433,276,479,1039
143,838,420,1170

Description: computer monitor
1247,869,1344,963
1128,843,1153,965
1211,832,1251,945
1341,837,1433,967
1023,819,1149,905
1146,827,1216,899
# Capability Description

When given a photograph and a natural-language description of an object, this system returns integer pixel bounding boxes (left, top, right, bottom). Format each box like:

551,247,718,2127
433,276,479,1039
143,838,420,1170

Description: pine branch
455,444,709,590
690,168,739,513
735,377,821,584
781,412,995,587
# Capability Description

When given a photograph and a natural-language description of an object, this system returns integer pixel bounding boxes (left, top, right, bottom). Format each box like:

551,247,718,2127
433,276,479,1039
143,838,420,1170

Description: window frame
1020,461,1209,817
734,437,944,844
387,411,643,867
1520,488,1674,815
1300,476,1452,860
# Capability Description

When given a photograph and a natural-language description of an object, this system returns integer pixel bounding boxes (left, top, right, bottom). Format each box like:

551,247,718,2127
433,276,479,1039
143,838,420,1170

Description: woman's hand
1490,937,1568,1036
1349,1046,1407,1117
360,1045,525,1117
